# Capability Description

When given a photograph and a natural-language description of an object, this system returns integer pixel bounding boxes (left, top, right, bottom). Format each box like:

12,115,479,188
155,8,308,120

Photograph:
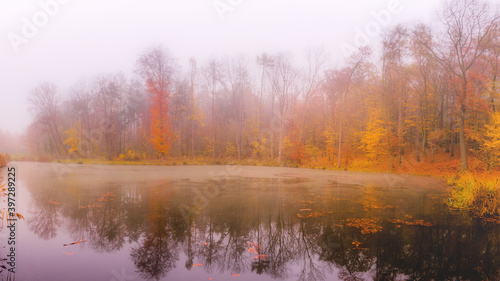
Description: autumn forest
21,0,500,217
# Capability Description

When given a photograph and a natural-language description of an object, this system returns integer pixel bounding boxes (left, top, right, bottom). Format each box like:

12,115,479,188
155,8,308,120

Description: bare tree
416,0,500,171
28,82,66,157
256,53,274,149
381,25,409,168
223,55,250,161
269,53,299,165
202,58,224,161
335,47,371,168
297,47,329,154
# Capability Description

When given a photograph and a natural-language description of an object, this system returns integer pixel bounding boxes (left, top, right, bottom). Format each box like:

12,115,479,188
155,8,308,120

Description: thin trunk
450,115,455,157
416,89,421,162
459,111,468,172
337,93,345,168
398,90,402,166
212,93,216,161
270,97,275,160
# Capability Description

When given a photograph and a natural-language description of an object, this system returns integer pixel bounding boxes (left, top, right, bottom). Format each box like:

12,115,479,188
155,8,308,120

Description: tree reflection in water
24,176,500,280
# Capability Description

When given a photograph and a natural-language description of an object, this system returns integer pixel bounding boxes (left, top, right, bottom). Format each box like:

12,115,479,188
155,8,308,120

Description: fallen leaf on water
208,278,213,280
63,239,88,246
192,263,203,267
48,201,61,205
387,219,433,227
232,274,240,277
80,204,101,209
346,218,383,234
297,210,333,219
62,251,74,255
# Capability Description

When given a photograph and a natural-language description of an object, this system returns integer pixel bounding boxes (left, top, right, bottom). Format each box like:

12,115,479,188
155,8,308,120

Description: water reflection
21,171,500,280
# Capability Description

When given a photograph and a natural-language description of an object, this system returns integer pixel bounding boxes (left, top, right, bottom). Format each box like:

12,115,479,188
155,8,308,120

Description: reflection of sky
15,179,135,281
2,163,499,281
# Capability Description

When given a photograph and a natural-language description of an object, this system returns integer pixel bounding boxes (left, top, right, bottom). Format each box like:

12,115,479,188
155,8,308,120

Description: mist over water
2,163,498,280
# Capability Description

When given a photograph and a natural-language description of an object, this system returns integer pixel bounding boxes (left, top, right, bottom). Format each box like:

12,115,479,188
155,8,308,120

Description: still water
1,162,499,281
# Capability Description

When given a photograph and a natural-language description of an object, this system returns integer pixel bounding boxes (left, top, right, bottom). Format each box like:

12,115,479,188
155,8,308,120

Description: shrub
120,150,141,161
448,173,500,218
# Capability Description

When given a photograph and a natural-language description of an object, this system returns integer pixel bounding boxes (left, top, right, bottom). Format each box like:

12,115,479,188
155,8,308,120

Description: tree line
26,0,500,172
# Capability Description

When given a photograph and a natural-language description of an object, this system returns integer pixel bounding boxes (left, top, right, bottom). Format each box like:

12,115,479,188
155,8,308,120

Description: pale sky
0,0,441,134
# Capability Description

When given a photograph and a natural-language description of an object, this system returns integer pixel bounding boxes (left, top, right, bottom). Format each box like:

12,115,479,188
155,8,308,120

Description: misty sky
0,0,442,135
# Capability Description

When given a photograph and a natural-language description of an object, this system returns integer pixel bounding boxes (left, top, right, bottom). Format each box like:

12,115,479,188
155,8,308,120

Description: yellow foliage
63,123,81,154
481,112,500,168
305,139,321,161
359,107,387,161
202,137,213,157
224,142,237,158
251,137,266,158
121,150,140,161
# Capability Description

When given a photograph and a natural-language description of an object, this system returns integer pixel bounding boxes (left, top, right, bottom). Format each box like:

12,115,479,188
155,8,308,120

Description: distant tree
328,47,371,168
202,58,224,161
269,53,299,165
223,55,250,161
417,0,500,171
28,82,66,158
137,46,177,162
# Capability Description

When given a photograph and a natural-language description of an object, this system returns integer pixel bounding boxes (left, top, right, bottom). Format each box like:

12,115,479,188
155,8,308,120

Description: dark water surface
1,162,499,281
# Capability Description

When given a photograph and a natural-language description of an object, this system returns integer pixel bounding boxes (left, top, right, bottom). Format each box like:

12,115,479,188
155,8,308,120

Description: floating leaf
63,239,88,246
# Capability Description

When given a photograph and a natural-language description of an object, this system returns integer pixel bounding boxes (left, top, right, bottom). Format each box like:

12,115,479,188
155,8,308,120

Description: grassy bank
447,173,500,219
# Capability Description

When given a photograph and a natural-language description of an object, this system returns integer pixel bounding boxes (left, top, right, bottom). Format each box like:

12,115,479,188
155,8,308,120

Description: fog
0,0,440,134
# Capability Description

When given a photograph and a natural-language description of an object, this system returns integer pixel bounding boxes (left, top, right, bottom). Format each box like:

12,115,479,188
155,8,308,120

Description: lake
1,162,499,281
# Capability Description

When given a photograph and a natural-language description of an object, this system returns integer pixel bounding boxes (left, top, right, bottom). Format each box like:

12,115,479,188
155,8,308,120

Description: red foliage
147,79,173,159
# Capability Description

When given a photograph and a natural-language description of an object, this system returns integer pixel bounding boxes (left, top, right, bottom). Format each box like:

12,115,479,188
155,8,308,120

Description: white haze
0,0,441,135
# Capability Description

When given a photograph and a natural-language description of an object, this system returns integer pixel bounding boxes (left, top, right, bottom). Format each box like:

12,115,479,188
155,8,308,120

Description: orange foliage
346,218,383,234
387,218,433,227
147,79,174,159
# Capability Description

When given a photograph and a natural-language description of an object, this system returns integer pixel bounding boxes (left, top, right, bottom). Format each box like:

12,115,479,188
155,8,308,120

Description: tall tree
334,47,371,168
269,53,299,165
28,82,66,158
417,0,500,171
137,46,177,162
297,47,329,157
202,58,224,161
224,55,250,161
381,25,409,168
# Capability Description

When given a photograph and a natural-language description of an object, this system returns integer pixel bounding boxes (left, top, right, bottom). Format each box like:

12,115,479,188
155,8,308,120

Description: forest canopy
25,0,500,175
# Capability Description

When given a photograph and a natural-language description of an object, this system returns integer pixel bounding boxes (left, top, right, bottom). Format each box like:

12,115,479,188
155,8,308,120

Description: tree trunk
458,112,468,172
337,94,345,168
